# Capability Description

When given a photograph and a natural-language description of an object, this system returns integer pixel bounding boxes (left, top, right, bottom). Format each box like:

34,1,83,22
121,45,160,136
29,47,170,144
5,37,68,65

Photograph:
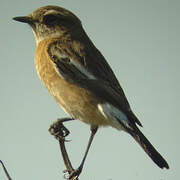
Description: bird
13,5,169,178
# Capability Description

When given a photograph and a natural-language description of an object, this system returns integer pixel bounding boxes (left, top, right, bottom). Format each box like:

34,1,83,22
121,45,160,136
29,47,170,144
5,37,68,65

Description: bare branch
0,160,12,180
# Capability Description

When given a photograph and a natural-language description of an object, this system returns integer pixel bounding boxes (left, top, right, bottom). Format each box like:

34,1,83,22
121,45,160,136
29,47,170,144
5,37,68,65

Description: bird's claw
49,120,70,141
69,168,82,180
62,167,82,180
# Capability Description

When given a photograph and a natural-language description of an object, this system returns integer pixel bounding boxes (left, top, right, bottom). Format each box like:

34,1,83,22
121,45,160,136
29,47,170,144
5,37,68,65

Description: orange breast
34,39,109,127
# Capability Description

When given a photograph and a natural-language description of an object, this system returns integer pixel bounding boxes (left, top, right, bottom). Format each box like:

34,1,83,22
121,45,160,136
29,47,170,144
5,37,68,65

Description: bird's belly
50,80,110,127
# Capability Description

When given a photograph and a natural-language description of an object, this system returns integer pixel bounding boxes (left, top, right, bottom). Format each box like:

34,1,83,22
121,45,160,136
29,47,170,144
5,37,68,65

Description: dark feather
47,37,142,127
126,126,169,169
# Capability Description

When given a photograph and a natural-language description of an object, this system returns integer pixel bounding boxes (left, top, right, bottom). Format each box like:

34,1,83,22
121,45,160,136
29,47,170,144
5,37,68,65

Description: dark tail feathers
129,127,169,169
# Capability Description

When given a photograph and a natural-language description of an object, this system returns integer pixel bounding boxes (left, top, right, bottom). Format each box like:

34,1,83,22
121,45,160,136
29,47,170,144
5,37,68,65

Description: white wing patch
98,103,132,130
70,59,96,80
54,50,96,80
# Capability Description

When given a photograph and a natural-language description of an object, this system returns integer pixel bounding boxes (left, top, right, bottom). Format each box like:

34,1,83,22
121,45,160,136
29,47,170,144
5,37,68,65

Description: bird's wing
47,40,142,127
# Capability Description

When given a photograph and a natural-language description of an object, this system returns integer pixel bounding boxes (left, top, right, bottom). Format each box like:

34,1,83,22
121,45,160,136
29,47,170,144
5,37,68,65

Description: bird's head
13,6,82,43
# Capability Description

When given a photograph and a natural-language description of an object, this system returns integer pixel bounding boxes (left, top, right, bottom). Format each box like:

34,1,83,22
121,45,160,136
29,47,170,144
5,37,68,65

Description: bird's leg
49,118,76,179
69,126,98,179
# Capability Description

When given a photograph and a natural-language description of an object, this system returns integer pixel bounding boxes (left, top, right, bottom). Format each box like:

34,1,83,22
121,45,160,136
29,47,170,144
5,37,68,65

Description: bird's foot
49,118,72,141
63,167,82,180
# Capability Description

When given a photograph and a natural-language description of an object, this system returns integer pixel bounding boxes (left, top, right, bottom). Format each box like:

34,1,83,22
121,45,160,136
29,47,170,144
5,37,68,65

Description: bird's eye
43,14,58,26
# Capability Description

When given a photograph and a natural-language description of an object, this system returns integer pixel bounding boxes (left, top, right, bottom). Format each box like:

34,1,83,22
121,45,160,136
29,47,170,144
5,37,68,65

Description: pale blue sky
0,0,179,179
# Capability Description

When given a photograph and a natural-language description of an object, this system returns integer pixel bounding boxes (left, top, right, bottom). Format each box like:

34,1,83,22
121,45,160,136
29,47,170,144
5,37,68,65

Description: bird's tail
128,126,169,169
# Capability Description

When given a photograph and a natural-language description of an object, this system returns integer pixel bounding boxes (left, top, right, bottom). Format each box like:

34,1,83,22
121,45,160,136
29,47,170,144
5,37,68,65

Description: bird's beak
13,16,34,24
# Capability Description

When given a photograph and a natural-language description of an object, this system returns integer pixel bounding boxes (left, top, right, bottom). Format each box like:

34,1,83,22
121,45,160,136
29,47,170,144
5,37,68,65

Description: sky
0,0,179,179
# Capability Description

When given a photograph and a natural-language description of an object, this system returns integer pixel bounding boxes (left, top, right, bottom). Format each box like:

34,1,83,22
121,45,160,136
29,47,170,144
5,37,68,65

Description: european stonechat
13,5,169,178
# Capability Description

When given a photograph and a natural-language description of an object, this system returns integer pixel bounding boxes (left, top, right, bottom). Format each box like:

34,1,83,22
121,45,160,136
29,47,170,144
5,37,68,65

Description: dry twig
0,160,12,180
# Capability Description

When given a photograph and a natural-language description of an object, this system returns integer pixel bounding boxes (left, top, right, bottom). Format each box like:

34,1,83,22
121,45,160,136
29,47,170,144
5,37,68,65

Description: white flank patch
98,103,131,130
